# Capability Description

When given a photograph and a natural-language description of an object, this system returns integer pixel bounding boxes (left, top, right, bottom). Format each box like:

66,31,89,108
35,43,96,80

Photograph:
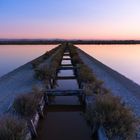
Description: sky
0,0,140,40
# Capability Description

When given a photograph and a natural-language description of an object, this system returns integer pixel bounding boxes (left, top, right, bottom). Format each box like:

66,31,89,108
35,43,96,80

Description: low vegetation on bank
32,46,59,69
33,44,65,89
0,44,67,139
0,44,138,140
86,94,137,140
13,88,43,118
69,44,104,94
0,115,27,140
69,44,138,140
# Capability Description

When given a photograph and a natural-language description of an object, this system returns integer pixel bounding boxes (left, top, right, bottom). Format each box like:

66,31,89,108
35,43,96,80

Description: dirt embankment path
78,49,140,117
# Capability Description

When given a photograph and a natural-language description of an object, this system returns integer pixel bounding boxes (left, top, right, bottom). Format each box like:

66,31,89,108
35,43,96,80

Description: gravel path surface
0,47,60,115
0,62,43,115
78,49,140,116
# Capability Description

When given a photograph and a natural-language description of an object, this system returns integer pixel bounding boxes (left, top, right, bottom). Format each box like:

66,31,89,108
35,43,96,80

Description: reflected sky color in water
63,56,71,59
61,60,72,65
0,45,56,77
77,45,140,85
0,45,140,85
55,79,79,90
58,70,74,77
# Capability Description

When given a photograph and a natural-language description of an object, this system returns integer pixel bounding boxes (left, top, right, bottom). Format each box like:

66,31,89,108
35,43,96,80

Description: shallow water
55,79,79,90
48,96,80,105
61,60,72,65
0,45,56,77
0,44,139,85
35,51,93,140
77,45,140,85
63,55,71,59
39,76,92,139
36,109,92,140
57,69,74,77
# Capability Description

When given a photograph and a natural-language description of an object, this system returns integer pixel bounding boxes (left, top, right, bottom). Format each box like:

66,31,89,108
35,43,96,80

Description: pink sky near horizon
77,45,140,84
1,22,140,40
0,0,140,40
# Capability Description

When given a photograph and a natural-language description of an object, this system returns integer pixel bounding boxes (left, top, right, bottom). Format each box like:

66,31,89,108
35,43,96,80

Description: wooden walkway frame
60,64,73,67
56,76,76,80
62,58,72,60
46,89,83,96
58,66,76,70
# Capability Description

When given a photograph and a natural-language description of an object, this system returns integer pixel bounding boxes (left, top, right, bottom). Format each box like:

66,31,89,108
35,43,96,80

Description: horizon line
0,38,140,41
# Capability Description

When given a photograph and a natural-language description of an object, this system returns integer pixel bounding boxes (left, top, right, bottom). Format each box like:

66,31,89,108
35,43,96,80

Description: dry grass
78,64,96,83
13,88,43,118
83,80,103,95
33,45,65,88
0,115,27,140
32,46,61,69
86,94,138,140
69,45,104,94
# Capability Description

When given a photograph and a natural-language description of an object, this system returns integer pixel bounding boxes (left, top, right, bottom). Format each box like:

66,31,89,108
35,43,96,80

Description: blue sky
0,0,140,39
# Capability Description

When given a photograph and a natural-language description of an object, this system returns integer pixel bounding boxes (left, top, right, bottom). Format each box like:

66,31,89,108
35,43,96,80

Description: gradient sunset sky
0,0,140,40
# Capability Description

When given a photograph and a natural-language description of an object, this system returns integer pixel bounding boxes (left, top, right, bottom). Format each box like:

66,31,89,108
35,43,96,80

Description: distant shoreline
0,39,140,45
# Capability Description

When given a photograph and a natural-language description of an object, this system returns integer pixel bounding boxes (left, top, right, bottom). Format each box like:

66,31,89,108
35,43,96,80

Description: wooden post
37,105,44,118
82,93,86,107
91,123,99,139
49,78,53,89
44,92,49,105
28,119,37,138
97,126,108,140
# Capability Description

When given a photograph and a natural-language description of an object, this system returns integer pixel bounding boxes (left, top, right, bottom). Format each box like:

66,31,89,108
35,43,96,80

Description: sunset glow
0,0,140,39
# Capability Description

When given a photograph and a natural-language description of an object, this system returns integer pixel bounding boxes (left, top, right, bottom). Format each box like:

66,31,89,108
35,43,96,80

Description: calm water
0,45,56,77
35,50,93,140
0,45,140,85
58,70,74,77
77,45,140,85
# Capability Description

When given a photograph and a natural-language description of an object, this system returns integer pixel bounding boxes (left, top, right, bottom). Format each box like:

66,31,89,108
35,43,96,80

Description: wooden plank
62,58,72,60
56,76,76,79
58,66,76,70
61,64,73,66
63,54,70,56
46,89,83,96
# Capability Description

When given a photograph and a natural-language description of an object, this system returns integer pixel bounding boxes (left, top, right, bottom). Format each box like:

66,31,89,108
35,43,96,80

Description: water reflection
64,52,70,55
48,96,80,105
58,70,74,77
35,48,93,140
63,55,71,59
77,45,140,85
55,79,79,90
61,60,72,65
0,45,56,77
36,110,92,140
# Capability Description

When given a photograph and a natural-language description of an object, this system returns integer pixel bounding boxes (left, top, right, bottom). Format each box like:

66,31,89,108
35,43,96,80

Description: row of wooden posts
29,46,108,140
28,48,86,138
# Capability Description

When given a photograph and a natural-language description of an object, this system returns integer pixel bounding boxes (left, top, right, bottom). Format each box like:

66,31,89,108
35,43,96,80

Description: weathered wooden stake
28,119,38,138
37,105,44,118
44,92,49,105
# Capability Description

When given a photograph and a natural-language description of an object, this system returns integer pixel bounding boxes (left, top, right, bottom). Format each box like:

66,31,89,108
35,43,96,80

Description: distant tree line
0,39,140,45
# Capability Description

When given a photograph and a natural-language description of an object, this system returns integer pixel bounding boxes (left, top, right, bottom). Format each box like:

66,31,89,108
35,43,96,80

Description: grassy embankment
0,44,66,139
68,44,138,140
0,44,138,140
